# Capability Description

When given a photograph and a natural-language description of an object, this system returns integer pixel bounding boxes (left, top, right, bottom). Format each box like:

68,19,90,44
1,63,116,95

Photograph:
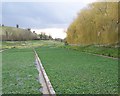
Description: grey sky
2,2,90,29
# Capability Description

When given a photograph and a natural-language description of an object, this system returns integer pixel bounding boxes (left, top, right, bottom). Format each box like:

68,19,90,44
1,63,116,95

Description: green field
2,40,118,94
2,48,41,94
36,46,118,94
2,40,63,94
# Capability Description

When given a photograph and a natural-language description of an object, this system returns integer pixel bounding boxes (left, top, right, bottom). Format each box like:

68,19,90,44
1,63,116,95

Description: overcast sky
1,1,97,29
1,0,98,39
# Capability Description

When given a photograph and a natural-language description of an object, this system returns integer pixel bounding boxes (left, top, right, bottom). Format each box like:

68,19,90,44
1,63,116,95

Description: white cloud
31,28,67,39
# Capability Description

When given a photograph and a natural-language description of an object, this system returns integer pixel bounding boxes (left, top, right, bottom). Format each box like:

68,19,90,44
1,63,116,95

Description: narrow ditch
33,49,56,96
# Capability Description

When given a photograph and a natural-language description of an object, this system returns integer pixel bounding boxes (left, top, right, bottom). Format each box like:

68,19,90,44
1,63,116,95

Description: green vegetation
38,33,53,40
2,40,118,94
62,45,119,58
0,26,37,41
36,46,118,94
2,40,64,50
0,26,55,41
66,2,118,45
2,48,41,94
2,40,118,58
2,40,63,94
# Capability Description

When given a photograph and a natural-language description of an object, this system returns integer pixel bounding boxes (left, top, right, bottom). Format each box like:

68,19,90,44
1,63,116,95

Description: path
83,52,119,60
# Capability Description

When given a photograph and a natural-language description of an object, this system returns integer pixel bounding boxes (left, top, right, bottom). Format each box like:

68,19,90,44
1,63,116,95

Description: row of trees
1,25,55,41
38,33,53,40
66,2,119,45
1,26,38,41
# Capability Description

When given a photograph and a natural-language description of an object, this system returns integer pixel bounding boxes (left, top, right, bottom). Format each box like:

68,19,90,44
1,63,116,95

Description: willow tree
66,2,118,45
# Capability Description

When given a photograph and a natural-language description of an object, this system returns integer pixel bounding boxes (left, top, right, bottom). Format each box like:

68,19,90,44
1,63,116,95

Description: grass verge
62,45,119,58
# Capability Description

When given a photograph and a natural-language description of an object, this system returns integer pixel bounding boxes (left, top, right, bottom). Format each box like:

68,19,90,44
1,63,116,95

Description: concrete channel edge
33,49,56,96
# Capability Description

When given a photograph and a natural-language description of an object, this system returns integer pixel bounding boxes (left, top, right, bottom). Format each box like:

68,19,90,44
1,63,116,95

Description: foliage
2,40,63,94
38,33,53,40
36,46,118,94
66,2,118,45
2,48,41,94
0,26,38,41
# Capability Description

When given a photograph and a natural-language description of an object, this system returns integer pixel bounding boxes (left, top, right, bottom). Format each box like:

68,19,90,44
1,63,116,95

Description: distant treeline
38,33,53,40
1,26,38,41
66,2,119,46
0,26,55,41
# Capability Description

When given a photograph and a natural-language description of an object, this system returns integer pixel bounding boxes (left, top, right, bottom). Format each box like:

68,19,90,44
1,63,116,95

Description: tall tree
66,2,118,45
